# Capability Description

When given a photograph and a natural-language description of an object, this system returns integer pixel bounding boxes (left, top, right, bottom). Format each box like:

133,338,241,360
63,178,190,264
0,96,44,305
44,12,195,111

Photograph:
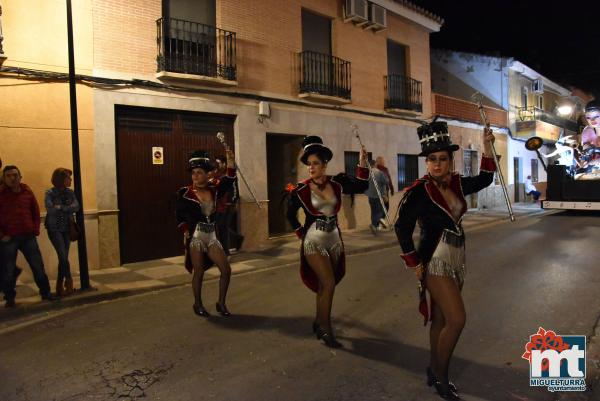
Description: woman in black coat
395,122,496,400
176,150,236,317
286,136,369,348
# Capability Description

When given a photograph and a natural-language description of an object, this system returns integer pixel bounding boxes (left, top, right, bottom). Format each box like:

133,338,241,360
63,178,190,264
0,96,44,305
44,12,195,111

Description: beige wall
2,0,94,73
0,0,99,279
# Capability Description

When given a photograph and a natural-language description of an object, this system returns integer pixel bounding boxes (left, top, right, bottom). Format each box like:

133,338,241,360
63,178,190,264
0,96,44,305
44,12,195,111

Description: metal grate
157,18,236,81
299,51,351,100
385,75,422,112
397,154,419,190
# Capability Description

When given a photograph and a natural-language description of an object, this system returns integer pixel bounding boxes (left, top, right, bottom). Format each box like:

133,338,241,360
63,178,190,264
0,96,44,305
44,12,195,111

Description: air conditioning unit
532,79,544,94
344,0,368,23
368,3,387,31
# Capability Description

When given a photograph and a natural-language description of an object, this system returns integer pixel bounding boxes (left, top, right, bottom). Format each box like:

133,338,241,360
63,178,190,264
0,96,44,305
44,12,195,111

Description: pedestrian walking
45,168,80,296
375,156,394,210
0,165,55,307
176,150,237,317
365,160,389,234
286,136,369,348
0,158,22,298
395,122,496,400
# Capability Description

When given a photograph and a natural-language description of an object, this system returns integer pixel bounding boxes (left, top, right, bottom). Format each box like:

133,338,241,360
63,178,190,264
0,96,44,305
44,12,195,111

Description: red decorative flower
522,327,570,372
285,183,297,193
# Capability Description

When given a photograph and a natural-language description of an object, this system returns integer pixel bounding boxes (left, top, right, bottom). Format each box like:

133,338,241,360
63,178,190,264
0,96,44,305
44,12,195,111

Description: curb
0,209,548,327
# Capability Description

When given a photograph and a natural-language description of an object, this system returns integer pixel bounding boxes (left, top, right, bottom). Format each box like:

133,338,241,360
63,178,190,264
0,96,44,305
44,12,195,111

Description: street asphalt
0,210,598,401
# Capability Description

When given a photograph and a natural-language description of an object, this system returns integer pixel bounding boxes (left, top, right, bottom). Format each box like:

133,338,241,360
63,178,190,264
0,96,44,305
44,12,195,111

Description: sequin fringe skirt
303,223,343,262
190,226,223,253
427,229,466,288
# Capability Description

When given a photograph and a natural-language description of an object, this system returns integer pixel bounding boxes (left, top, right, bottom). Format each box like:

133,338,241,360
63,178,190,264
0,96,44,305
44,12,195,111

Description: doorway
116,106,235,264
513,157,523,202
266,134,304,236
463,150,478,208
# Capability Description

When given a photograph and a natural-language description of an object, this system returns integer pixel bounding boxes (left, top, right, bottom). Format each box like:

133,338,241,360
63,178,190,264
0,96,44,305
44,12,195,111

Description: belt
196,222,216,233
440,228,464,247
315,216,337,232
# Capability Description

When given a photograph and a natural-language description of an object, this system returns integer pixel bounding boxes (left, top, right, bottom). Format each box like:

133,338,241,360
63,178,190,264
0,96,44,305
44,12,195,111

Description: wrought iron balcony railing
157,18,236,81
385,75,422,112
298,51,351,100
517,106,578,132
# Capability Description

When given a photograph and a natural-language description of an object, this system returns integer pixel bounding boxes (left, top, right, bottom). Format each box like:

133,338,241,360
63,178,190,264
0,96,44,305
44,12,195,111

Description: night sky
411,0,600,98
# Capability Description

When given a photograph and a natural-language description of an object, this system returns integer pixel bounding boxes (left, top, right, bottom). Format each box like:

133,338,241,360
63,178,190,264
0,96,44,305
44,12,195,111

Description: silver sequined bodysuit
427,190,466,288
303,191,342,262
190,195,223,252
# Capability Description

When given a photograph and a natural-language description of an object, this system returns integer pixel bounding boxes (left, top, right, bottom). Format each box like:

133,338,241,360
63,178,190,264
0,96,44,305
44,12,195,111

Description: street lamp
557,104,573,117
556,98,574,117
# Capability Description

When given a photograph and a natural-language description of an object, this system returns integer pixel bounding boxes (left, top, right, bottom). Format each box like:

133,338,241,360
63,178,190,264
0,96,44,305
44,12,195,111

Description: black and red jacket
286,166,369,291
175,168,236,236
395,155,497,269
175,168,236,272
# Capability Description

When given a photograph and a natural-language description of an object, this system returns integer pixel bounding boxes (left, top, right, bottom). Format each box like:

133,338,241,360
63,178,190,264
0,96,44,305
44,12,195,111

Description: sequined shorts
303,222,343,261
427,229,466,288
190,223,223,253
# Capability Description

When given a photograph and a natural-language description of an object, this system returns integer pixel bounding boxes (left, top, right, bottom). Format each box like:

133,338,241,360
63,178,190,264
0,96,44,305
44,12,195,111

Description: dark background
411,0,600,98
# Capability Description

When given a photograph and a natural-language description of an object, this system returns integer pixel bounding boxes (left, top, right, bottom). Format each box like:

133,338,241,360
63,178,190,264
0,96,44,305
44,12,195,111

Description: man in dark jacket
0,166,54,307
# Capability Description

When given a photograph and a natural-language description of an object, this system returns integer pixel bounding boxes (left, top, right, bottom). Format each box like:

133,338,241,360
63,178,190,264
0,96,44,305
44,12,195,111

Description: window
344,151,371,177
521,86,528,108
397,154,419,190
531,159,538,183
536,95,543,110
387,40,407,77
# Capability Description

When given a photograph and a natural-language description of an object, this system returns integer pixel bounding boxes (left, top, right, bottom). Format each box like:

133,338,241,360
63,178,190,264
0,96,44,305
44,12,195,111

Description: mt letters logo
522,327,586,392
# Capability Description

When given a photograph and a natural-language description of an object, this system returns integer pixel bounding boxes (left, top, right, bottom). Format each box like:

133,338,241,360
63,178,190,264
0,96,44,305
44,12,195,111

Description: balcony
385,75,422,115
156,18,237,86
517,106,578,133
298,51,351,104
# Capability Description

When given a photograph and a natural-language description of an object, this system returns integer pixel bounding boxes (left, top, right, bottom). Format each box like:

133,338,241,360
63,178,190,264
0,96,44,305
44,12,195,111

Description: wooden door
116,105,234,264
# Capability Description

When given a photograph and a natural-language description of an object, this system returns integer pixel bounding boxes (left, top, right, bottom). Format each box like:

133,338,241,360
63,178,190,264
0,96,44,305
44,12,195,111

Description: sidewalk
0,202,549,322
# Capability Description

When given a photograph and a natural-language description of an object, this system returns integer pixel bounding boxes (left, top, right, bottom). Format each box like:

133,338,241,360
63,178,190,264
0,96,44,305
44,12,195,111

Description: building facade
0,0,442,275
431,49,585,205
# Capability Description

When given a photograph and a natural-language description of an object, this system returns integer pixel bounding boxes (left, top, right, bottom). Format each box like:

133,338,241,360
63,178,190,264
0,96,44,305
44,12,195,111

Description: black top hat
585,100,600,113
187,150,215,172
417,121,459,156
300,136,333,165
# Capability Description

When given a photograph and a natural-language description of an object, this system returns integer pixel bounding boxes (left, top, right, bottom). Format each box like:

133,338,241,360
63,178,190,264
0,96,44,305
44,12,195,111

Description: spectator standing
0,165,55,307
45,168,80,296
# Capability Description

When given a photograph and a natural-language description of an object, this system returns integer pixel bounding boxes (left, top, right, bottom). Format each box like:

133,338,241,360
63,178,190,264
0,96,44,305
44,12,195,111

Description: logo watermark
522,327,586,392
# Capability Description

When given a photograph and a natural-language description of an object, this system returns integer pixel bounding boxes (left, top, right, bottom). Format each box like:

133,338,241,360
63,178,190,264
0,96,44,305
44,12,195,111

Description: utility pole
66,0,90,290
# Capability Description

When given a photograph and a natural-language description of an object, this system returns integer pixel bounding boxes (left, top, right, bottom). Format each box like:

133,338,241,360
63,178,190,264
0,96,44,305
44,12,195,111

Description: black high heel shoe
426,367,457,393
193,304,210,317
216,302,231,316
433,380,460,400
315,327,343,348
